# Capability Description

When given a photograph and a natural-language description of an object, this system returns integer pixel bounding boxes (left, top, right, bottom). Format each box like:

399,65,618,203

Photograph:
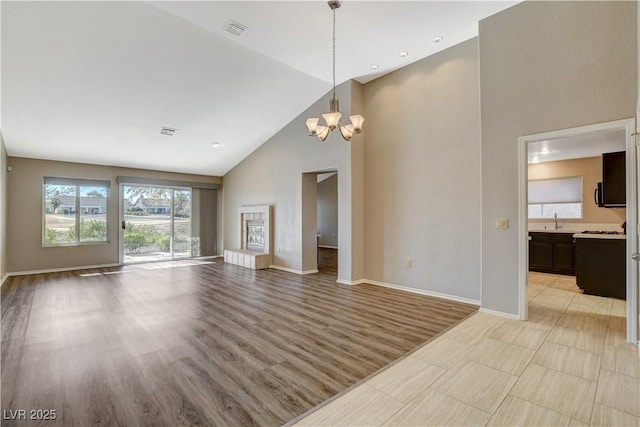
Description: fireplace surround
224,205,272,270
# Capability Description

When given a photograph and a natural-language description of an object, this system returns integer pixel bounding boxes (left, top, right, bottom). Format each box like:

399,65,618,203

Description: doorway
518,118,637,344
120,185,192,264
317,172,338,276
301,169,339,277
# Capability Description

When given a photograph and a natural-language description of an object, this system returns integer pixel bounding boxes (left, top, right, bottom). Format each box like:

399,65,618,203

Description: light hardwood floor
1,258,476,426
295,272,640,426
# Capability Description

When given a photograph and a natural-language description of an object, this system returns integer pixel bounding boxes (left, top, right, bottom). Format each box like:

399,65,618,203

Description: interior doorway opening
518,118,637,344
317,172,338,276
301,169,339,278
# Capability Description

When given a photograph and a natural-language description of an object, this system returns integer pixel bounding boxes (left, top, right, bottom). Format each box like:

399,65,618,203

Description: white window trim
42,178,111,247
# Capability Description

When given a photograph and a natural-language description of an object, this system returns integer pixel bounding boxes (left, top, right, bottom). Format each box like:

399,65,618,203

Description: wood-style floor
1,259,477,426
317,247,338,275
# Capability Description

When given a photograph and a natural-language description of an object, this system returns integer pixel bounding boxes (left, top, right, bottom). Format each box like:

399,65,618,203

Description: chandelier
306,1,364,142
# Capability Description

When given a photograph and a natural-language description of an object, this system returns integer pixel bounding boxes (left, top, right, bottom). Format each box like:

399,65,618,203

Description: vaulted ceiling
1,1,517,176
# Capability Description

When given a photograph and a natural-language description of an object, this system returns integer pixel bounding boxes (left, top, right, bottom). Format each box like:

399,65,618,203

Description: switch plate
496,218,509,229
405,258,412,268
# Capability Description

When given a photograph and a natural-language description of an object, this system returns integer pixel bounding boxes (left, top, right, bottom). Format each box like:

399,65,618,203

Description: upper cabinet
602,151,625,207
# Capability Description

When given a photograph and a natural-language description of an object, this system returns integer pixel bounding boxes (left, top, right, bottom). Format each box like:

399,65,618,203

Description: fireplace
224,205,272,270
246,220,265,251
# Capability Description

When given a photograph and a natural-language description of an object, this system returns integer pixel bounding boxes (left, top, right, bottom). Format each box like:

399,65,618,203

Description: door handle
122,220,126,230
632,253,640,261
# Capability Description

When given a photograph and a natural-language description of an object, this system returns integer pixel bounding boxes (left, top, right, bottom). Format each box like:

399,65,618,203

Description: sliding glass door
172,189,191,259
121,185,191,264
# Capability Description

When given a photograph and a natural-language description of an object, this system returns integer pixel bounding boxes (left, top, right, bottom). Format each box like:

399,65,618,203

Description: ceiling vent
224,20,247,36
160,126,177,136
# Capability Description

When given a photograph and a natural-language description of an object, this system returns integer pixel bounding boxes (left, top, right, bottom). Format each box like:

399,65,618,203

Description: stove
581,230,624,235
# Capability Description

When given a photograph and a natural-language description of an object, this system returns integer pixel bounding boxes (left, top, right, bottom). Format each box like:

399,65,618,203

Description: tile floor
294,273,640,426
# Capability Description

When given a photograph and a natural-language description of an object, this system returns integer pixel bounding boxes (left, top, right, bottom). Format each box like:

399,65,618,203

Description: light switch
496,218,509,229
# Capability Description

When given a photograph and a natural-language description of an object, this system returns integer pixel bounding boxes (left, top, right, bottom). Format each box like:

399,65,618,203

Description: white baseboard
192,255,222,260
363,279,481,306
318,245,338,250
269,265,318,275
336,278,366,286
8,263,120,277
0,274,8,288
479,307,520,320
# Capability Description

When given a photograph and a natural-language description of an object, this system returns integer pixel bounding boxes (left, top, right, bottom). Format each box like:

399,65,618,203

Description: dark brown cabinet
602,151,625,207
529,232,575,276
575,237,625,299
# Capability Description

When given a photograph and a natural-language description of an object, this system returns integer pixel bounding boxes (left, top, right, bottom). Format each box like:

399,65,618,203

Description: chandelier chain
332,8,336,98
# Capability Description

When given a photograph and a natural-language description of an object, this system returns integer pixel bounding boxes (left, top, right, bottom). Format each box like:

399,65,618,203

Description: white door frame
517,118,638,344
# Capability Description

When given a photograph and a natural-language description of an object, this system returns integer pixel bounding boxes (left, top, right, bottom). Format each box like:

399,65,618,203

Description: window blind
44,177,110,188
528,177,581,204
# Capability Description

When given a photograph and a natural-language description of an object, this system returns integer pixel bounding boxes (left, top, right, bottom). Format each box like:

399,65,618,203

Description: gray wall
362,38,482,301
6,157,221,273
0,134,7,282
222,81,364,282
317,174,338,248
479,1,637,314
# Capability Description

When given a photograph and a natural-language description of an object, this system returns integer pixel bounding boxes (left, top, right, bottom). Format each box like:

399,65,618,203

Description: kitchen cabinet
602,151,625,207
529,232,575,276
575,236,625,299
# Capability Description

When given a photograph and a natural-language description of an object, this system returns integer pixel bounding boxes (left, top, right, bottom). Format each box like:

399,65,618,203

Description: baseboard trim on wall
192,255,222,260
478,307,520,320
336,278,366,286
269,265,318,275
318,245,338,249
362,279,481,306
8,263,120,277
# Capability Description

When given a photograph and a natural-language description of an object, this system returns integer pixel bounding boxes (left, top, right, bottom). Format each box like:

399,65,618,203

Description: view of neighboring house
128,197,171,215
46,195,107,215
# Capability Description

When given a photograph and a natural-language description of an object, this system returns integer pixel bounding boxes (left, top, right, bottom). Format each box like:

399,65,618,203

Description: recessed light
432,36,443,43
371,64,379,70
399,51,408,58
211,141,222,148
532,155,540,163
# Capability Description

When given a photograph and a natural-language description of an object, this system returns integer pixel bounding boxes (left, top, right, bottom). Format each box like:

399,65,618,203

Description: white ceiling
2,1,518,176
528,129,626,164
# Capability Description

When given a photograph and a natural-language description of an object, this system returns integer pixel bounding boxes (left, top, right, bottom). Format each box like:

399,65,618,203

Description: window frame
42,177,111,247
527,176,583,220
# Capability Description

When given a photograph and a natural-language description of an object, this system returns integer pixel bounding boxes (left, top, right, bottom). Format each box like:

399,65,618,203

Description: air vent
160,126,177,136
224,20,247,36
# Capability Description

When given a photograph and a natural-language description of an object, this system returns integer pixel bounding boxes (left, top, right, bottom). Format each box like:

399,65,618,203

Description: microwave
594,182,604,207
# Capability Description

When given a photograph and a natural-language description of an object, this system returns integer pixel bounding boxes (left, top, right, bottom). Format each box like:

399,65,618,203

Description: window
43,178,110,246
528,176,582,219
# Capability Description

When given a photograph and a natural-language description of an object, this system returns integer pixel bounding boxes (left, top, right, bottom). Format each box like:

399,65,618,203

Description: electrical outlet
405,258,412,268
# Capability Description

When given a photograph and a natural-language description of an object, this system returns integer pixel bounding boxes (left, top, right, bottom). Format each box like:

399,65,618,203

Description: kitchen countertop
528,229,582,234
573,233,626,240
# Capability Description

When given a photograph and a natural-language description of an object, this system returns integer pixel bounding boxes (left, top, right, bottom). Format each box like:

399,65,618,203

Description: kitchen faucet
554,212,562,230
